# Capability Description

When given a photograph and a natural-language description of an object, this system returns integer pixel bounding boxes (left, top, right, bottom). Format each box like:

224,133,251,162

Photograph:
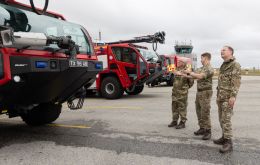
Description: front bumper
0,55,102,108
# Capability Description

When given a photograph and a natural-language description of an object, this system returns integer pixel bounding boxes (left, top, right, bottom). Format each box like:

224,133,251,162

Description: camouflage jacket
197,64,214,91
217,58,241,101
172,68,194,100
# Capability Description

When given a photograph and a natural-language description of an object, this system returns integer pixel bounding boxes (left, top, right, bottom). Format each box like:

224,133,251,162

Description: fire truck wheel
167,75,174,86
125,85,144,95
101,77,124,99
21,103,61,126
151,81,156,87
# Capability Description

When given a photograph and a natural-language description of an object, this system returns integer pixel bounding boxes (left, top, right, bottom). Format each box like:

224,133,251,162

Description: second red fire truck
90,32,166,99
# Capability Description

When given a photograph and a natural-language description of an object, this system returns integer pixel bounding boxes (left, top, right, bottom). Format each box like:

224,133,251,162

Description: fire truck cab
0,0,103,125
138,47,165,87
158,54,176,86
90,32,165,99
91,43,149,99
150,55,193,86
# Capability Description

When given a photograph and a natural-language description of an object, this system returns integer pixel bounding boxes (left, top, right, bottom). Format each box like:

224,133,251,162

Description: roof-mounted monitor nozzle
0,26,79,59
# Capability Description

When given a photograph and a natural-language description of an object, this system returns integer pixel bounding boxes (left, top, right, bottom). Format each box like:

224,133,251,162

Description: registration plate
69,60,88,67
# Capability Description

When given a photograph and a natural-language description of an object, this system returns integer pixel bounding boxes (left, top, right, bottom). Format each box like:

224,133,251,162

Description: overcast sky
20,0,260,68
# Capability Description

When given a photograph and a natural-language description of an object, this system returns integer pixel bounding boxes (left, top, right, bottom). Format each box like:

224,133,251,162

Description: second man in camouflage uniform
184,52,214,140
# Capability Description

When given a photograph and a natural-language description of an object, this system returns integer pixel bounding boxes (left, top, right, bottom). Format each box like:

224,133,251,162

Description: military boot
219,139,233,153
202,129,211,140
213,135,225,145
168,121,177,127
176,121,185,129
194,128,205,136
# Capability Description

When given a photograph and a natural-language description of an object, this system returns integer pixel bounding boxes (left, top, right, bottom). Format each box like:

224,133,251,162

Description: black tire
101,77,124,99
21,103,61,126
125,85,144,95
151,81,156,87
167,75,174,86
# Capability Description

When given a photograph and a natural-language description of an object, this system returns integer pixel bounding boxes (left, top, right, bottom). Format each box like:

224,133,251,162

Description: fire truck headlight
13,75,21,82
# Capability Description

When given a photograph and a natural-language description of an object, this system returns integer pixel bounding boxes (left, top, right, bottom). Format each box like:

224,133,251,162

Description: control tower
174,41,197,70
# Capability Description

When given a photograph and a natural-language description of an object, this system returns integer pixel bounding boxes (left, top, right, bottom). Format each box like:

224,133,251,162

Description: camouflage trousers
195,90,213,130
172,97,188,122
217,100,234,139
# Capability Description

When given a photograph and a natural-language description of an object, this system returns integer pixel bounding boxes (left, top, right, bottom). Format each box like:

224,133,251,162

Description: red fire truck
90,32,165,99
150,55,192,86
156,54,176,86
149,42,196,87
0,0,102,125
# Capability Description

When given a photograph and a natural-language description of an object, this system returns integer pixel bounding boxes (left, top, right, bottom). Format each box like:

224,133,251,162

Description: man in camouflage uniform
184,52,214,140
214,46,241,153
168,57,194,129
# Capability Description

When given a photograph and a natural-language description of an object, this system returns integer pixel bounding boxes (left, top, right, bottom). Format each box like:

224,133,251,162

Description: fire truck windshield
138,48,159,62
0,3,93,55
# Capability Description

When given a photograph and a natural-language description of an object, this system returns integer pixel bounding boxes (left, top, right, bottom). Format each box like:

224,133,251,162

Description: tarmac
0,76,260,165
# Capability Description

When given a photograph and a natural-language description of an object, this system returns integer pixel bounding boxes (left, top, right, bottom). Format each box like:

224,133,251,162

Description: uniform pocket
219,90,231,100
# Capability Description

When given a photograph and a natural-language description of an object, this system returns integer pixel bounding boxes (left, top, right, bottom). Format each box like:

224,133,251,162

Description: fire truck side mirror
0,28,12,46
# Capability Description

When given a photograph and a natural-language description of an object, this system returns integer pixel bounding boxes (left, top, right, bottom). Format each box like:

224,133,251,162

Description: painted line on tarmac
86,106,143,110
0,119,91,129
47,123,91,129
1,110,7,113
0,119,22,124
0,116,8,119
